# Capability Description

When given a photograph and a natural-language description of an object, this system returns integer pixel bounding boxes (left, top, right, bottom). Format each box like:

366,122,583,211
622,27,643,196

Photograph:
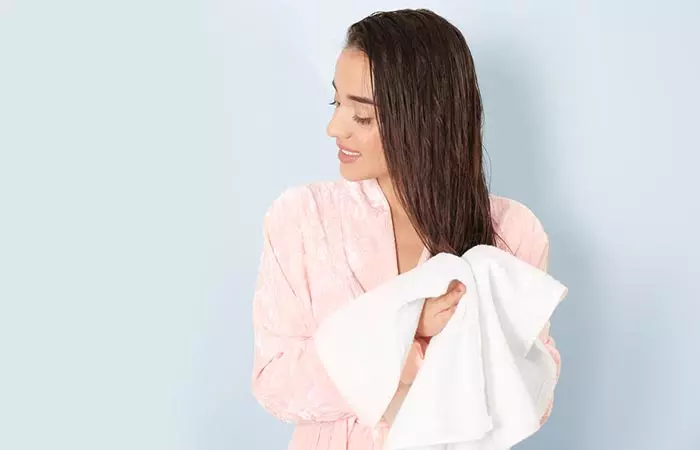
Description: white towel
314,245,568,450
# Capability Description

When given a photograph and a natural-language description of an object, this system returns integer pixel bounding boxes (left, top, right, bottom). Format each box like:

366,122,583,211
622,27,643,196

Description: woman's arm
523,237,562,426
381,337,428,425
537,319,561,425
251,197,354,424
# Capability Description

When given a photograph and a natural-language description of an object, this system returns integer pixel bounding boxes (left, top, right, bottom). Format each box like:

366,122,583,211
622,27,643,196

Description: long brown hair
346,8,498,256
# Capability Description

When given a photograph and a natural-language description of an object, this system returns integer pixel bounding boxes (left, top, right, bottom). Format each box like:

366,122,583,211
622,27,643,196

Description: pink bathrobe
251,177,561,450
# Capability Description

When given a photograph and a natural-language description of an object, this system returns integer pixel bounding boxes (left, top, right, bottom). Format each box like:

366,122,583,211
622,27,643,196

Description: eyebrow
332,80,375,106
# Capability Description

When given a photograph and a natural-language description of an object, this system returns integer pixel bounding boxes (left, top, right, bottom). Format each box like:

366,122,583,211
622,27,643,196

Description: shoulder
489,194,550,270
264,179,347,222
263,179,355,237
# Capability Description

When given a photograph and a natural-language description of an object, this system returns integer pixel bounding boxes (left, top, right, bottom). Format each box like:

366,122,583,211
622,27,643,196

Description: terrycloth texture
314,245,567,450
251,177,562,450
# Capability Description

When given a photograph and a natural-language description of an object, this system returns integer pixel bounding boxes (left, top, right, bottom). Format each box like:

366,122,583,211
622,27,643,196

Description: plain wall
1,1,698,449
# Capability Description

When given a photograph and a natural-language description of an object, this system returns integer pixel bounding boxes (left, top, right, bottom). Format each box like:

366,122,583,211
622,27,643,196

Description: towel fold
314,245,568,450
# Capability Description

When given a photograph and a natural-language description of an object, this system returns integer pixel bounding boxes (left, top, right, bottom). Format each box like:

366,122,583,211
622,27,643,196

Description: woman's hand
416,279,466,337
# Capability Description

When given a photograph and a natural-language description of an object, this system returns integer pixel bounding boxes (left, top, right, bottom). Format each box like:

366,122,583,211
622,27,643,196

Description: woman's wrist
400,339,427,385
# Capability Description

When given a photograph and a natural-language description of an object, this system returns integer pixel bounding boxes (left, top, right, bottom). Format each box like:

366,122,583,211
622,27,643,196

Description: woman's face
327,48,388,182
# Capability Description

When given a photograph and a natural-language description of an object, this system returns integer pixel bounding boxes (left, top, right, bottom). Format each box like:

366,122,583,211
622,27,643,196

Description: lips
337,143,361,156
340,148,361,156
337,147,361,163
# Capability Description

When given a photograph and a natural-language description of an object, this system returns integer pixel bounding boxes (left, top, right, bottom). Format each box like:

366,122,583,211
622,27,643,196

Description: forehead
333,48,373,97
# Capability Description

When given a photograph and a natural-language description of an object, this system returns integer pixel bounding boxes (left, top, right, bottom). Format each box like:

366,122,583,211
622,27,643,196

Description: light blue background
1,1,698,449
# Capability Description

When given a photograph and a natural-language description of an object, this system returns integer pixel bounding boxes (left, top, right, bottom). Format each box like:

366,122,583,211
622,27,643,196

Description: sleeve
519,230,562,427
251,193,355,423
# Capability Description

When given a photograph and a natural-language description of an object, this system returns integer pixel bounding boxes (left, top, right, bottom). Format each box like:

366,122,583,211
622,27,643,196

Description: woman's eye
328,99,371,125
353,116,372,125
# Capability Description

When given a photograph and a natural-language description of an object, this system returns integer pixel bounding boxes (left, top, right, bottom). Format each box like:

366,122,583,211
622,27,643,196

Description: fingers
418,281,464,337
436,304,458,318
431,279,466,311
448,279,466,294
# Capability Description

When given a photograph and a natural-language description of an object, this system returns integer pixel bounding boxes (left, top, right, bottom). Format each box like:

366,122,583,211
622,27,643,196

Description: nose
326,109,351,140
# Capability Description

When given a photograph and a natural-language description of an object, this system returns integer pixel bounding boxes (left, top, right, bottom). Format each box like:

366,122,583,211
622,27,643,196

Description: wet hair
346,9,498,256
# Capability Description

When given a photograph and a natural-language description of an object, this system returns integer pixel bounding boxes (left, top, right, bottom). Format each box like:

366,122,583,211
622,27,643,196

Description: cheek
339,125,388,181
360,127,386,168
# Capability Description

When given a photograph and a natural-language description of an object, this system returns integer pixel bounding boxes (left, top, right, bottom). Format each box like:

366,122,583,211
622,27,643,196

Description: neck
377,175,410,222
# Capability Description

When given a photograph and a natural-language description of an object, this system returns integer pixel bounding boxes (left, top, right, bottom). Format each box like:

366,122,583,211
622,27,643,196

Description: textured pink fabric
251,177,561,450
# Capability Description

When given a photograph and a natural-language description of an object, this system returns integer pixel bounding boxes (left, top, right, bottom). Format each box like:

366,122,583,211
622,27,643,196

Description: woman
251,8,560,450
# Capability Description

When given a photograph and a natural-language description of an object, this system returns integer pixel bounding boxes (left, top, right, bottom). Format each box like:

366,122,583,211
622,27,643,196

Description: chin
339,165,376,182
